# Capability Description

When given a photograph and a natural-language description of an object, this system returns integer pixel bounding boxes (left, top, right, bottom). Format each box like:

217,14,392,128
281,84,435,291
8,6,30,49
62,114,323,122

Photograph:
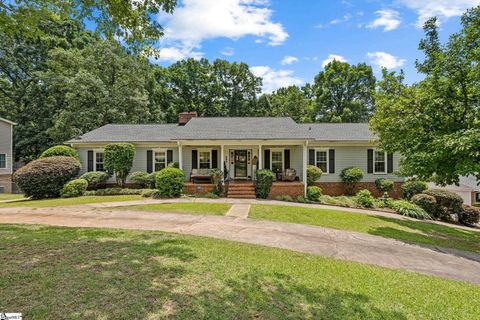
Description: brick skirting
183,183,215,195
268,182,304,199
314,182,404,199
0,174,13,193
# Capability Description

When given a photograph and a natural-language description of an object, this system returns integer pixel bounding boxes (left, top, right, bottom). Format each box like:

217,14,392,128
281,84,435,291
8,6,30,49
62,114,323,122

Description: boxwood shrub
306,186,322,202
40,145,79,160
129,171,156,188
340,167,364,195
307,165,323,186
14,156,81,199
155,167,185,198
424,189,463,220
256,169,275,199
410,193,436,215
402,179,428,200
80,171,109,189
60,179,88,198
375,178,394,196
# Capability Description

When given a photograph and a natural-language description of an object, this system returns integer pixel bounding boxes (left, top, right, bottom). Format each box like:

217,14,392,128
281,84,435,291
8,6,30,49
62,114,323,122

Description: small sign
0,313,22,320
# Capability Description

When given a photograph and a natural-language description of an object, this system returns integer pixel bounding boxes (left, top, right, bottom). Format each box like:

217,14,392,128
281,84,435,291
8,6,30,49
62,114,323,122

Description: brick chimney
178,112,198,125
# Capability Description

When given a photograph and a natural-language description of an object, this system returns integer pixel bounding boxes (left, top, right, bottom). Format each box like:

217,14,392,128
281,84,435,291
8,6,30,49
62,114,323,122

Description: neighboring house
0,117,16,193
429,176,479,206
67,113,404,198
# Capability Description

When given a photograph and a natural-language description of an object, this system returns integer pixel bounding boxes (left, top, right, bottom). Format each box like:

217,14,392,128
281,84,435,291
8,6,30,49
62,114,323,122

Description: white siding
0,121,13,175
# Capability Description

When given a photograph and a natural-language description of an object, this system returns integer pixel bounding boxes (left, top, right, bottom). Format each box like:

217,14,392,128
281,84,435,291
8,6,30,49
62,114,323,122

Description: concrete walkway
225,204,250,218
0,201,479,284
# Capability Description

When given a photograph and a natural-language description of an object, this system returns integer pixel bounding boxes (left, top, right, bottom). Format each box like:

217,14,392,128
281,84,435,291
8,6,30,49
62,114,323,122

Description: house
429,176,479,206
67,112,404,198
0,117,16,193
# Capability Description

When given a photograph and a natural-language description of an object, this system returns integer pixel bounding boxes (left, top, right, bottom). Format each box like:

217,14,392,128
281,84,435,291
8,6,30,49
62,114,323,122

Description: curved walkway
0,199,479,284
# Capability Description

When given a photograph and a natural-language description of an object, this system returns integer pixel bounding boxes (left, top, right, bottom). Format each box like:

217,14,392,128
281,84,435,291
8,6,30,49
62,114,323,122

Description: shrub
140,189,157,198
79,171,109,189
85,188,151,196
340,167,364,195
390,200,431,220
355,189,374,208
375,178,394,195
210,169,223,196
256,169,275,199
104,143,135,187
307,165,323,186
167,162,179,168
319,195,357,208
190,192,220,199
457,205,480,226
296,195,307,203
14,156,81,199
155,167,185,198
129,171,156,188
274,195,294,202
402,179,428,200
424,189,463,220
60,179,88,198
411,193,436,215
40,145,79,160
307,186,322,202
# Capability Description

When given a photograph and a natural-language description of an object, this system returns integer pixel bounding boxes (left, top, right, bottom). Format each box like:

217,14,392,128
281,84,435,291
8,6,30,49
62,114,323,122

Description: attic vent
178,112,198,125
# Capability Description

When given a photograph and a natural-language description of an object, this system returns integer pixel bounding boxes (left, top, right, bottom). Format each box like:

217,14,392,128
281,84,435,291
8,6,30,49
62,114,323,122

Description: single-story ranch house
0,117,15,193
67,112,403,198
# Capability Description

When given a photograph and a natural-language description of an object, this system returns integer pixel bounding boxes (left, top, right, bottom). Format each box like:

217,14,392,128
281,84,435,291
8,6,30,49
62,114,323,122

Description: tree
313,61,376,122
257,86,315,122
370,7,480,185
104,143,136,187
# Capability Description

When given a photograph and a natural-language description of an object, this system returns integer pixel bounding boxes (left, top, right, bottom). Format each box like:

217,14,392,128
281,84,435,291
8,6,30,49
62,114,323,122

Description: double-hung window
315,150,328,173
271,150,283,173
198,150,211,169
154,151,167,171
95,152,104,172
374,150,387,174
0,154,6,169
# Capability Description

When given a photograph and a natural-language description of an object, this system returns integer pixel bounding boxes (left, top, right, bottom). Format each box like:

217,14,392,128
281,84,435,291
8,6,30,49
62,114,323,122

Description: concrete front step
227,195,256,199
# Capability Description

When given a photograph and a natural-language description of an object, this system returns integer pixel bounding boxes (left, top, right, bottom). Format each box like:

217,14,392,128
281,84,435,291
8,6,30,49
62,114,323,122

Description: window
95,152,104,171
0,154,6,169
374,150,386,174
199,150,211,169
154,151,167,171
271,150,283,173
315,150,328,173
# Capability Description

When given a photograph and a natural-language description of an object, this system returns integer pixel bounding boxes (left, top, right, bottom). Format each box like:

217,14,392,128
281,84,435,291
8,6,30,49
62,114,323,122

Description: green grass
122,203,231,215
250,205,480,253
0,225,479,319
0,195,143,208
0,193,25,201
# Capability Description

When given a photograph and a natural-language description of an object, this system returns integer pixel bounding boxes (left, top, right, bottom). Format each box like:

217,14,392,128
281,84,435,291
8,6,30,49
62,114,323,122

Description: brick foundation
183,183,215,195
314,182,404,199
0,174,13,193
268,182,304,199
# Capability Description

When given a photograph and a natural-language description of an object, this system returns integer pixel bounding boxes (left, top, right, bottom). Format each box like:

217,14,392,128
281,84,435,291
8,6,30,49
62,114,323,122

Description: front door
234,150,248,178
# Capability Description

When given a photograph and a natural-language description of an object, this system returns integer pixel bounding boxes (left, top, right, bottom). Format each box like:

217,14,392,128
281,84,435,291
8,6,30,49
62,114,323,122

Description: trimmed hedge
40,145,79,160
307,165,323,186
411,193,436,215
61,179,88,198
104,143,135,187
458,205,480,226
256,169,275,199
355,189,374,208
14,156,81,199
80,171,109,189
306,186,322,202
155,167,185,198
424,189,463,220
375,178,394,195
402,180,428,200
340,167,364,195
129,171,156,188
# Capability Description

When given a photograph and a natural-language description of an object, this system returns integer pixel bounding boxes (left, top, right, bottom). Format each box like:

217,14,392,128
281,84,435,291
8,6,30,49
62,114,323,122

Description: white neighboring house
0,117,16,193
428,176,479,206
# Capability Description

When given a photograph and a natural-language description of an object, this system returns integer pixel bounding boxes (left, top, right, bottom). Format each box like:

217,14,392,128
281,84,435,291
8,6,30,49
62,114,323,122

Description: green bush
390,200,431,220
140,189,157,198
155,167,185,198
424,189,463,220
319,195,357,208
296,195,307,203
79,171,109,189
411,193,436,215
60,179,88,198
307,165,323,186
14,156,81,199
40,145,79,160
355,189,374,208
307,186,322,202
210,169,223,196
167,162,180,168
274,195,294,202
402,180,428,200
256,169,276,199
189,192,220,199
375,178,394,195
85,188,151,196
104,143,135,187
457,205,480,226
340,167,364,195
129,171,156,188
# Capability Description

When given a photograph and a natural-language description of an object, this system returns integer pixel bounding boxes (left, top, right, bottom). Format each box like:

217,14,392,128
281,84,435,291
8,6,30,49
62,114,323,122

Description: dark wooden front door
234,150,248,178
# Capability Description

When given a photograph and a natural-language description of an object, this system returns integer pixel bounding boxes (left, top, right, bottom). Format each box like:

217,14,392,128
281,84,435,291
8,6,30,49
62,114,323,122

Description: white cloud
155,46,204,62
280,55,298,65
315,14,352,28
321,54,347,67
221,47,234,56
398,0,479,27
250,66,303,93
367,9,401,31
367,51,405,69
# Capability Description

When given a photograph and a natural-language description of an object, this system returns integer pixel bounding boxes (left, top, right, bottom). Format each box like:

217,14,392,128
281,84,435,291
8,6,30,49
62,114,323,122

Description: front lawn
122,202,231,215
0,193,25,201
250,205,480,253
0,195,143,208
0,225,479,319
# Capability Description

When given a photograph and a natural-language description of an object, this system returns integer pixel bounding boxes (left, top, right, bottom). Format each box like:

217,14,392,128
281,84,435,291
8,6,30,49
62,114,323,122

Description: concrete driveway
0,200,479,284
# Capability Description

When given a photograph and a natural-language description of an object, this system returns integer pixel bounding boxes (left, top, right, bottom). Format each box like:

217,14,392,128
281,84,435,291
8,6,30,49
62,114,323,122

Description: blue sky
153,0,479,92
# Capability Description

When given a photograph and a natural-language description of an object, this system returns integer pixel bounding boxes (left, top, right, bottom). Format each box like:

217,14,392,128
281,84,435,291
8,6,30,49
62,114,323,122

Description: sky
152,0,480,93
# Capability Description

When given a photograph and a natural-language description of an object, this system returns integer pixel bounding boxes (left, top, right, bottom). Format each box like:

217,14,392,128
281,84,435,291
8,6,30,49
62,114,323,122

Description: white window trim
373,150,387,175
0,153,7,169
270,148,284,172
152,148,167,171
314,148,329,175
197,148,212,169
93,149,104,172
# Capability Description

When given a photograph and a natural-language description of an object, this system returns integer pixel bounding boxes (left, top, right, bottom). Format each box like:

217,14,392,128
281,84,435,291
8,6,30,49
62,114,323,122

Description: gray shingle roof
68,118,375,143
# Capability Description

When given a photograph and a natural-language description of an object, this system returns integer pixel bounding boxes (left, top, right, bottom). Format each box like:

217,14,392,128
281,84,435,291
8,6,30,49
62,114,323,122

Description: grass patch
250,205,480,253
0,193,25,201
0,225,479,319
0,195,143,208
122,203,231,215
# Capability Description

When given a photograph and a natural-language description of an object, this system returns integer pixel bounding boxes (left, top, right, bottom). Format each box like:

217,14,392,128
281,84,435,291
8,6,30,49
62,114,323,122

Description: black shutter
387,153,394,173
264,149,270,170
211,150,218,168
87,150,94,172
329,149,335,174
167,150,173,165
147,150,153,173
367,149,374,174
284,149,290,169
192,150,198,169
308,149,315,165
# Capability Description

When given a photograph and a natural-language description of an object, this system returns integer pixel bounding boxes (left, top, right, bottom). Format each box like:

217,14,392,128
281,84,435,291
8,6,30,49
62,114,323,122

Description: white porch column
303,141,308,196
178,142,183,170
258,144,262,170
220,144,225,183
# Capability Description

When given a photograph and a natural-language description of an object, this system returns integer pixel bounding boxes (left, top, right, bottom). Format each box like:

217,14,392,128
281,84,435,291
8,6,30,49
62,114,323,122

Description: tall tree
257,86,315,122
313,61,376,122
370,6,480,185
